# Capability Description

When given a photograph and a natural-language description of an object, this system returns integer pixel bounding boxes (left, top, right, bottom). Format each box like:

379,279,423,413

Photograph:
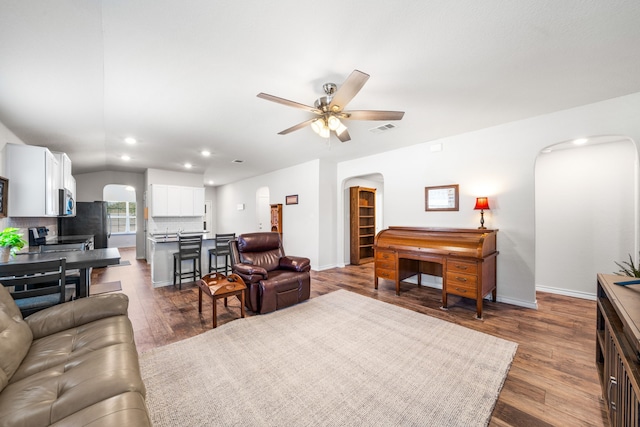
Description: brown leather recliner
230,232,310,314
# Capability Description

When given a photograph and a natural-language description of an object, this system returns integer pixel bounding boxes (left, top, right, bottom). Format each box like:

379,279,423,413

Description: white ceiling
1,1,640,186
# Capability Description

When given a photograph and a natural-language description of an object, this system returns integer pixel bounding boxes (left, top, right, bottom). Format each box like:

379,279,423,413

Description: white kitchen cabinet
150,184,204,217
193,187,205,216
53,152,73,190
167,186,181,216
4,144,59,217
150,184,169,216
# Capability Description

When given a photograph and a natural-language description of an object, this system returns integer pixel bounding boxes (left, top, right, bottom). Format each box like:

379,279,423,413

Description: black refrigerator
58,201,110,249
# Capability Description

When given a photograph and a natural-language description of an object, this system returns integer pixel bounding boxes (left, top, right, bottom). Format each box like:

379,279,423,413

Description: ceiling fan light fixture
327,115,341,131
311,119,322,134
319,126,330,138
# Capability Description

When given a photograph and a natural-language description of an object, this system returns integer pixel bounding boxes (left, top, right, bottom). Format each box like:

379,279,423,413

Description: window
107,201,136,233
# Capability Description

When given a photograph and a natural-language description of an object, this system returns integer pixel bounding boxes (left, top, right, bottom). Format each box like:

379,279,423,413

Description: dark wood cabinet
270,204,282,236
596,274,640,426
350,187,376,265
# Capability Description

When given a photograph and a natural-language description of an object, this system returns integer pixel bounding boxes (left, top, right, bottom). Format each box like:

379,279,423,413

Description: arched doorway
342,173,384,265
534,135,638,298
103,184,137,248
256,186,270,232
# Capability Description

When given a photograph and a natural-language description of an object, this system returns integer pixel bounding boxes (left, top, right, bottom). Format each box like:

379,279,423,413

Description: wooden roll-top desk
373,227,498,319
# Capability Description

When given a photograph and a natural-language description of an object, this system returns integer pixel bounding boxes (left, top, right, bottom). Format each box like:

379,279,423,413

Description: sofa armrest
279,256,311,272
233,263,268,283
25,293,129,340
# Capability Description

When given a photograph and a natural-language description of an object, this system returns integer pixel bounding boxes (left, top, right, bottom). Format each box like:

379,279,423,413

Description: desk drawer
448,260,478,275
446,271,477,297
375,259,395,271
376,268,396,281
447,281,477,298
446,272,478,290
375,250,395,262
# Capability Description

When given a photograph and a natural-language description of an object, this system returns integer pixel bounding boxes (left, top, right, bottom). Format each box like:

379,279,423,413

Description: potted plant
0,227,26,262
614,252,640,277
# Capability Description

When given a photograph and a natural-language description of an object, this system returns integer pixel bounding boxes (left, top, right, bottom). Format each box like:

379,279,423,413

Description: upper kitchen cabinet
53,152,74,191
150,184,204,217
4,144,59,217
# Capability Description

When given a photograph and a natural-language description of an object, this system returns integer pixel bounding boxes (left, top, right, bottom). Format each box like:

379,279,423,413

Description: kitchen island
147,233,219,287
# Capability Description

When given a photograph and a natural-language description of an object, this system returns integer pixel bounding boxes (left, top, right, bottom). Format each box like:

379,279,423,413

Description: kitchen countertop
148,232,213,243
45,234,95,245
25,234,95,252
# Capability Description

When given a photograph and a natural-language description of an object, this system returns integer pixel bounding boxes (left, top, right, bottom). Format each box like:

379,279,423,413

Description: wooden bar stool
197,272,246,328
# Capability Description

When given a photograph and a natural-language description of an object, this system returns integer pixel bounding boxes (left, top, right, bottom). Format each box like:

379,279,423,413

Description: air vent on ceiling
232,159,244,163
369,123,398,134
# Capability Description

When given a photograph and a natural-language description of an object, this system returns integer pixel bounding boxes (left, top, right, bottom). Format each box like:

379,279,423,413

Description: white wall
216,160,322,268
205,185,218,235
535,138,637,298
146,168,203,187
317,160,337,270
335,92,640,308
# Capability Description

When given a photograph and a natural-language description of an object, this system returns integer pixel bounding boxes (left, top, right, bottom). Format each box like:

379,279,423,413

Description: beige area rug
139,290,517,427
90,280,122,295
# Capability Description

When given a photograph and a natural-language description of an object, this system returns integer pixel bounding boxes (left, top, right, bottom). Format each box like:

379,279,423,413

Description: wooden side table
198,272,246,328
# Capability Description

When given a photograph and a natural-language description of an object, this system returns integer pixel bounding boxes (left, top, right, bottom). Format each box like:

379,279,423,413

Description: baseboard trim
535,285,596,301
496,295,538,309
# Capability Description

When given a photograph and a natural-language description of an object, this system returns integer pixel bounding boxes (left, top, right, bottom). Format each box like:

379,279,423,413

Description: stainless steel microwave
59,188,74,216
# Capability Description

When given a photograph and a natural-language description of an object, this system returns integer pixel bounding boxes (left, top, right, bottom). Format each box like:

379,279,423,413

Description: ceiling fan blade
278,117,318,135
257,93,321,114
336,128,351,142
343,110,405,121
328,70,370,112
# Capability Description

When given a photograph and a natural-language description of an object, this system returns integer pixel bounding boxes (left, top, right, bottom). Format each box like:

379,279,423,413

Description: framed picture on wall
0,177,7,218
425,184,459,211
286,194,298,205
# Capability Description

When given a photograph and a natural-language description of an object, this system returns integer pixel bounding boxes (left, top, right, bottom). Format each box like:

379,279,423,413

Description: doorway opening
256,186,270,232
103,184,137,248
342,173,384,265
534,135,638,298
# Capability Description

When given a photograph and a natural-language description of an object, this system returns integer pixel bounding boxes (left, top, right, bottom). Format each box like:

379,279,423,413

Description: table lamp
474,197,490,229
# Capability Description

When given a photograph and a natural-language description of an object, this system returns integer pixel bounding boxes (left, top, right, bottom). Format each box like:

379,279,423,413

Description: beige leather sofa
0,285,151,426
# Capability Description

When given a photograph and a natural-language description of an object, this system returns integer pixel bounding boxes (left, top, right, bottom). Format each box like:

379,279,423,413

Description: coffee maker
28,227,48,247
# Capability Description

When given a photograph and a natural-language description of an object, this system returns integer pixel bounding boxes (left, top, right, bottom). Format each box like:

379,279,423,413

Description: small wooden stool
198,272,246,328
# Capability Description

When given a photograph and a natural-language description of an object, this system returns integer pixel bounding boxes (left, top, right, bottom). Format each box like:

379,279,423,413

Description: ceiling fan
257,70,404,142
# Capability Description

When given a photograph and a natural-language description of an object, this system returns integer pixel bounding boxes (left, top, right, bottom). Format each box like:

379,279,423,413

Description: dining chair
173,234,203,289
40,244,83,292
0,258,74,317
208,233,235,275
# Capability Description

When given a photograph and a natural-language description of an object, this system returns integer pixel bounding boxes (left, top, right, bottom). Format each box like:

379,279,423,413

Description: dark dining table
3,247,121,298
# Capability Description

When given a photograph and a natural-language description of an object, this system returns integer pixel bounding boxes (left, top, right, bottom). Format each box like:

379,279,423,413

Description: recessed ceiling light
121,155,130,161
184,163,192,169
124,137,137,144
573,138,588,145
201,150,211,157
208,180,214,185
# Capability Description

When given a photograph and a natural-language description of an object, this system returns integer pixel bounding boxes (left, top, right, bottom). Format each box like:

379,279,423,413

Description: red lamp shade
474,197,490,210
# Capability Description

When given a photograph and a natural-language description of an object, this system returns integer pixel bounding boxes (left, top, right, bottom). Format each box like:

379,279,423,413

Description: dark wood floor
92,247,609,427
